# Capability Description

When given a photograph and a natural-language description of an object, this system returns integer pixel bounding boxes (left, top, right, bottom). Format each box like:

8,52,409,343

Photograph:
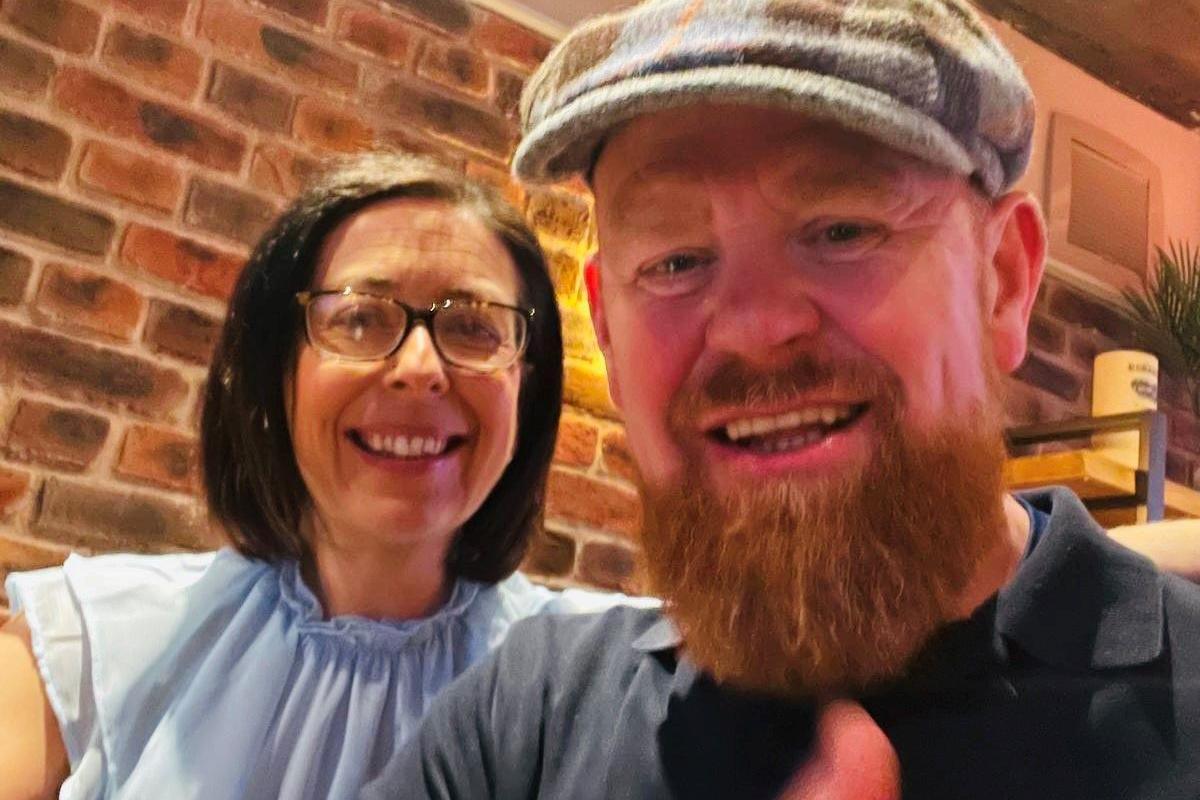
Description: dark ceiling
973,0,1200,128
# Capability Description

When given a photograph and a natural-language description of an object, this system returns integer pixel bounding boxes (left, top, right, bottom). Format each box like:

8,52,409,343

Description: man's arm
1109,520,1200,582
383,617,553,800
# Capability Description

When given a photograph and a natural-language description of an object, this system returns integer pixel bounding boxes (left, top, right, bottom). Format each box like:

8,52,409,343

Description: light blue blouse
6,547,638,799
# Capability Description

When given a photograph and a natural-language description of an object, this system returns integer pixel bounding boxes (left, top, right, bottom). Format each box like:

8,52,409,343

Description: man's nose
703,248,823,363
383,323,449,394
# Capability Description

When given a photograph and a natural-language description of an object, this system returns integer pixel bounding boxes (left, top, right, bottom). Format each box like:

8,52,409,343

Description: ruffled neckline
275,559,487,650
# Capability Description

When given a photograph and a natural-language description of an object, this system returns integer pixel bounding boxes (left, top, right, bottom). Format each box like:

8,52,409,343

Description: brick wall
0,0,645,619
0,0,1193,620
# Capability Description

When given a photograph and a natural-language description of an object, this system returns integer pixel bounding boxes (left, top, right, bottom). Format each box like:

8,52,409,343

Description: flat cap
514,0,1035,197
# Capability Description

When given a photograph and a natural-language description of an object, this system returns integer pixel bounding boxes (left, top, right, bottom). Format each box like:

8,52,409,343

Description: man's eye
824,222,869,243
635,252,714,296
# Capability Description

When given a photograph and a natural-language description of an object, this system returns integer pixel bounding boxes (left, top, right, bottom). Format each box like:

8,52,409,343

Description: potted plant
1121,241,1200,414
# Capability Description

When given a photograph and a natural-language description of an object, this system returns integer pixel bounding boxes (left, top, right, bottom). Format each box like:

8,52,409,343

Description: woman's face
287,198,524,557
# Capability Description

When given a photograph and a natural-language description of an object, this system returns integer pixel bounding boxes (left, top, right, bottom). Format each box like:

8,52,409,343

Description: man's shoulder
504,602,668,656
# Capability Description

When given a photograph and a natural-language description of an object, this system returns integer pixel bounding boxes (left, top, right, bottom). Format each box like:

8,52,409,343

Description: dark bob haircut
201,151,563,583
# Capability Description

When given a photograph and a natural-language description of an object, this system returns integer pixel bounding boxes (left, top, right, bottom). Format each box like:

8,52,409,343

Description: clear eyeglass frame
295,288,535,373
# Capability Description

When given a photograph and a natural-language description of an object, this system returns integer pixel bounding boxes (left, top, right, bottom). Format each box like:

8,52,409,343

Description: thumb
778,700,900,800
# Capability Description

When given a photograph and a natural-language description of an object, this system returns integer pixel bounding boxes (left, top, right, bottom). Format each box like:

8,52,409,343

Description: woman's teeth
360,433,448,458
723,405,859,443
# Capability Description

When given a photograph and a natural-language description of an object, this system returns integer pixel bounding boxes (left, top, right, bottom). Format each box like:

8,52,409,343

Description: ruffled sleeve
5,562,101,779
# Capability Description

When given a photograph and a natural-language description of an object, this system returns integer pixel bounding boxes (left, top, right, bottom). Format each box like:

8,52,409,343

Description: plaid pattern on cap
514,0,1035,196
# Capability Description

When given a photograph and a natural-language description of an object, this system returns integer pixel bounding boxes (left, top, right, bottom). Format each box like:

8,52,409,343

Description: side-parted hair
201,151,563,583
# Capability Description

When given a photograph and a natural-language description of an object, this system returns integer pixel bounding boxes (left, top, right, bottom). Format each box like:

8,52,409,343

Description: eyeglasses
296,289,535,372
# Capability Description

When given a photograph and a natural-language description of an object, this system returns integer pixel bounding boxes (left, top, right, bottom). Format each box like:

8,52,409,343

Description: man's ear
584,254,622,408
984,192,1046,375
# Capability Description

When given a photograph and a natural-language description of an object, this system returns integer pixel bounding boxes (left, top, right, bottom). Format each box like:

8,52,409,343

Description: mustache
668,353,902,426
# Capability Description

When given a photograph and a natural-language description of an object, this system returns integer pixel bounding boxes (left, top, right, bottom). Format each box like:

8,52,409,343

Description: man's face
591,104,1023,495
588,104,1043,694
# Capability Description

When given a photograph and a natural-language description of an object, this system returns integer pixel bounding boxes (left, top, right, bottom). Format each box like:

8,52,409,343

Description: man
387,1,1200,797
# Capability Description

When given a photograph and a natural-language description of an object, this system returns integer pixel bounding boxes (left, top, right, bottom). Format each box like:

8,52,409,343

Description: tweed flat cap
514,0,1035,197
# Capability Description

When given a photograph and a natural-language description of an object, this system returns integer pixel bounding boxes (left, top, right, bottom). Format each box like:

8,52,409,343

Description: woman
0,152,622,798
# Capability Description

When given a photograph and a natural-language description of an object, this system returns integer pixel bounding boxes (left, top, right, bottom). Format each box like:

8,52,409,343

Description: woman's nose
383,323,449,394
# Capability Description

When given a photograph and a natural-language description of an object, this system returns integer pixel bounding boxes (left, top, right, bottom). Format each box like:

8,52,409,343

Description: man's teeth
724,406,857,443
363,433,448,458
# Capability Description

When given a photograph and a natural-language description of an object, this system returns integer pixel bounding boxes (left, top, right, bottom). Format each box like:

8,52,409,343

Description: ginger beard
638,351,1010,698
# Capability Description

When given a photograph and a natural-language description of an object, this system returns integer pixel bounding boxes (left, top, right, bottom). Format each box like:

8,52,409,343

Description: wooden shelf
1005,449,1200,526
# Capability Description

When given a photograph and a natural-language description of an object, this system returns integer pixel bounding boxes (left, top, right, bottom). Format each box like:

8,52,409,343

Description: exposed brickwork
77,141,184,214
0,36,56,98
0,110,72,181
554,412,599,468
0,247,33,307
577,539,640,593
3,0,101,56
115,424,199,494
380,0,473,35
293,97,375,153
337,5,417,66
184,178,277,247
546,468,640,539
0,178,115,256
522,526,576,578
34,262,145,341
101,22,204,100
207,63,296,134
416,39,490,99
120,223,245,300
143,300,221,365
4,398,109,471
600,429,639,484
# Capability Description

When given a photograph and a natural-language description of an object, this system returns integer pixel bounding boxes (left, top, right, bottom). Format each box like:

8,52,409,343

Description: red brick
337,5,416,65
185,179,277,247
34,262,144,341
34,477,215,551
546,248,582,298
465,161,523,208
554,411,598,468
600,428,639,484
416,39,489,99
4,398,109,471
0,534,70,611
493,69,524,120
0,247,33,306
522,526,577,577
292,97,374,153
199,1,358,92
561,305,600,360
546,468,640,538
120,223,245,300
143,299,221,365
101,23,203,101
1013,352,1083,403
369,77,515,160
527,189,590,243
252,0,330,26
0,178,114,257
77,140,183,214
116,424,199,493
379,0,472,34
4,0,100,55
206,62,295,133
1028,312,1066,357
470,9,552,70
1049,285,1136,346
248,141,318,198
110,0,189,31
377,125,460,166
54,67,246,172
0,110,71,180
577,539,640,592
0,466,33,515
0,36,57,98
0,319,189,419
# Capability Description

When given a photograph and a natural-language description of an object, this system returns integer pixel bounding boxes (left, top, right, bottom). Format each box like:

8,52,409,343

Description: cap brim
514,64,986,193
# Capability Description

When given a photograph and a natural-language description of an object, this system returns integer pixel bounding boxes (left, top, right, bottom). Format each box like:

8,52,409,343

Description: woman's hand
778,700,900,800
0,614,68,800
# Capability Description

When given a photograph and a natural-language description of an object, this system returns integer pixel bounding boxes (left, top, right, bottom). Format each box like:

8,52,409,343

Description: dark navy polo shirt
387,489,1200,800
